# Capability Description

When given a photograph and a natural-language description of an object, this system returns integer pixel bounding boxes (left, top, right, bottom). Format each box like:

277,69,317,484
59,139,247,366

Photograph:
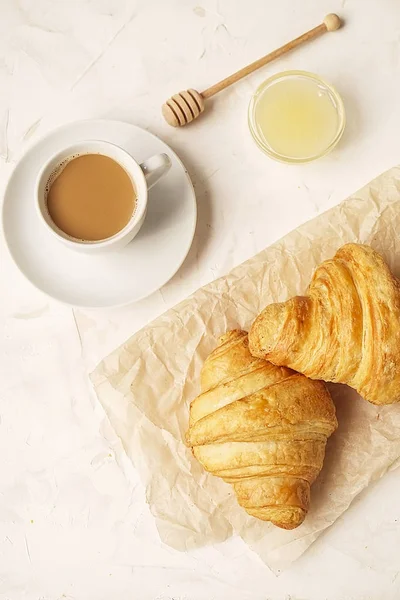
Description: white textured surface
2,1,400,598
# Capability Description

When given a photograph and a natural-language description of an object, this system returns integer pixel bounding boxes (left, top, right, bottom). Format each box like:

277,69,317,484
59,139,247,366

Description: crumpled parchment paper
91,165,400,572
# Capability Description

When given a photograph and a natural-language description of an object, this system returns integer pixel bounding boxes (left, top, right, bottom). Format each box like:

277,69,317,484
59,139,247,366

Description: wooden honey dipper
162,13,342,127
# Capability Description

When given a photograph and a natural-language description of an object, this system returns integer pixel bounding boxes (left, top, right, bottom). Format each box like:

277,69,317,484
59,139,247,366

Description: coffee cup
35,140,171,253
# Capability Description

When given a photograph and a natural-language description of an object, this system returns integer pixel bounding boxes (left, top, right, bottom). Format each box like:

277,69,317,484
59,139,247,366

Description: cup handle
139,153,171,190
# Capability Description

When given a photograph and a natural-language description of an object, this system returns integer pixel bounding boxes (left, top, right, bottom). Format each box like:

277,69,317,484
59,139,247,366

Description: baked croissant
249,243,400,405
186,330,337,529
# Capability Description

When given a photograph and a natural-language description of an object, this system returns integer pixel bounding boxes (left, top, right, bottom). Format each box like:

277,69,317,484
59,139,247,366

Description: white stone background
1,0,400,598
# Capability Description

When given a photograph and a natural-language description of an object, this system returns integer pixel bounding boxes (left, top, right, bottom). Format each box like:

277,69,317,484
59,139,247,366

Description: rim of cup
35,140,147,248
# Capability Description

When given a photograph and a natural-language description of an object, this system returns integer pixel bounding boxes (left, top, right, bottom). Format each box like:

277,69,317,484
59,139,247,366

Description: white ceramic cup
35,140,171,253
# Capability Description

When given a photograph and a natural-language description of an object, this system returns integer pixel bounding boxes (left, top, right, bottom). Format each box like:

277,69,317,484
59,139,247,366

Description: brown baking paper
91,166,400,572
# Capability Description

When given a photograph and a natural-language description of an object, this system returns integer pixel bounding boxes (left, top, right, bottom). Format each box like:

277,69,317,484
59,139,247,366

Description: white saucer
2,120,197,308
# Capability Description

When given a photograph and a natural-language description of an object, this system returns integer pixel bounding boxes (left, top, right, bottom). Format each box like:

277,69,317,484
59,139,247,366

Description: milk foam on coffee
46,153,136,241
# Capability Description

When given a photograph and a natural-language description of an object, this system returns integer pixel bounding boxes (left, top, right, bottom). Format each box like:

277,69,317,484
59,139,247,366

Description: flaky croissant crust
249,244,400,405
186,330,337,529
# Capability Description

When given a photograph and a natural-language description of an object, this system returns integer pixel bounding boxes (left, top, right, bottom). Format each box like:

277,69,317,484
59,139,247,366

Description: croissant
186,330,337,529
249,243,400,405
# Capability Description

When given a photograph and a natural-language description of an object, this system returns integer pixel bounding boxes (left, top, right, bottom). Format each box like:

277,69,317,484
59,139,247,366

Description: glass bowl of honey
248,70,345,163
